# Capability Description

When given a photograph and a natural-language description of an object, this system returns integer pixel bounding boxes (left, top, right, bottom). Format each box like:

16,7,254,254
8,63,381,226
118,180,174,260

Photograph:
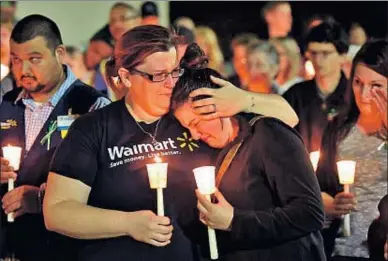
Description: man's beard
18,82,46,93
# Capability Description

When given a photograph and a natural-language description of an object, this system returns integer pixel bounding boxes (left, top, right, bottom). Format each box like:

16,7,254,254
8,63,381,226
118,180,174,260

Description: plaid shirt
15,66,110,152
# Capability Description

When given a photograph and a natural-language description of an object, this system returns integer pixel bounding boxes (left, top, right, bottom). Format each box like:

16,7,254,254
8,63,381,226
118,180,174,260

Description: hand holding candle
146,156,168,216
337,160,356,237
2,145,22,222
193,166,218,260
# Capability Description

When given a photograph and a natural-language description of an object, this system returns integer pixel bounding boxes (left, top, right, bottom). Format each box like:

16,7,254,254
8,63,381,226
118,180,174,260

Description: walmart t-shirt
50,99,217,261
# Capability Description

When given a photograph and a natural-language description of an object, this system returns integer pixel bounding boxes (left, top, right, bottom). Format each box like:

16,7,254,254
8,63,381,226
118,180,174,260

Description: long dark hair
318,39,388,196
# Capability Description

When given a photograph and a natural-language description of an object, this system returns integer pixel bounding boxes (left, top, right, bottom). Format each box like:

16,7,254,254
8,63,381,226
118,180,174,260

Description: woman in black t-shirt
170,43,326,261
44,26,299,261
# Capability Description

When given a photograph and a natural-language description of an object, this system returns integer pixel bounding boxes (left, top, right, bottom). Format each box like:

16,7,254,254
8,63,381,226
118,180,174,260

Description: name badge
57,115,78,139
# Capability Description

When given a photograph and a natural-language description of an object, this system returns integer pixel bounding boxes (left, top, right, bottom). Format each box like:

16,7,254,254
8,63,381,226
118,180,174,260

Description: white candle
0,64,9,81
146,156,168,216
337,160,356,237
193,166,218,260
7,178,14,222
337,160,356,185
2,145,22,223
309,151,320,172
2,145,22,171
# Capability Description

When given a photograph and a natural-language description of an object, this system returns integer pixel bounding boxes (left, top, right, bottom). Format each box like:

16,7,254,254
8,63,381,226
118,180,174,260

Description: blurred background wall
15,1,169,48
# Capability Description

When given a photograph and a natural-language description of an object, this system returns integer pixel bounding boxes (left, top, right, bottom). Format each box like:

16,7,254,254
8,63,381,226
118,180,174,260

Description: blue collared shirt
15,65,110,151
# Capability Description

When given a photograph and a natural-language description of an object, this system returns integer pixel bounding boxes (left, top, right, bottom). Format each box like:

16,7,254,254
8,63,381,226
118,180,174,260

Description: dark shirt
194,116,326,261
283,73,348,258
283,72,348,153
50,99,217,261
0,80,108,261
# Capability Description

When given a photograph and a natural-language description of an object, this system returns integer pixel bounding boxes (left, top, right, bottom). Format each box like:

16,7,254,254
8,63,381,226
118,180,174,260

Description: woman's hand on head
189,76,249,121
126,210,173,247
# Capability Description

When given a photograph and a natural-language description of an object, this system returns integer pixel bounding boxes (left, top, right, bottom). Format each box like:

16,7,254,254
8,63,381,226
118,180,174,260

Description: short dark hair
141,1,158,18
11,14,63,53
304,21,349,54
303,14,336,36
261,1,290,19
170,43,223,112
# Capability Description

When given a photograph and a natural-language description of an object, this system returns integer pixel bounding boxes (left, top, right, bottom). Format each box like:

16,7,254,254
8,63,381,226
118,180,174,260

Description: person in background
0,1,18,31
302,14,336,80
141,1,159,25
174,16,196,31
283,21,349,153
43,25,298,261
195,26,225,74
270,37,303,95
261,1,293,39
246,40,280,94
0,24,14,105
349,23,368,46
325,39,387,261
228,33,258,89
283,22,351,258
368,194,388,261
84,25,114,74
63,46,93,86
170,43,325,261
88,2,141,94
0,14,110,261
175,25,196,62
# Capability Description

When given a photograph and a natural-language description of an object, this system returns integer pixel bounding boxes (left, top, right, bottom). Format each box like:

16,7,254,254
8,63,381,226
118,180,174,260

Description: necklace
134,118,162,145
125,101,162,145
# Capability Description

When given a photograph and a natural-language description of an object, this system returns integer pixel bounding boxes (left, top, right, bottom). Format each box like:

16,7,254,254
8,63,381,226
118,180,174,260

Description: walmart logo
177,132,199,152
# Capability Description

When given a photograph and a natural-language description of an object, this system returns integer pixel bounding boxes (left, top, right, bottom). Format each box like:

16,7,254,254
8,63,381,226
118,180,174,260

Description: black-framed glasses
130,68,185,82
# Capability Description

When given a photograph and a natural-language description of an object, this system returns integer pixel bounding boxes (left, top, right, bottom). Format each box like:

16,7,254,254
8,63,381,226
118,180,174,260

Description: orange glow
155,156,162,163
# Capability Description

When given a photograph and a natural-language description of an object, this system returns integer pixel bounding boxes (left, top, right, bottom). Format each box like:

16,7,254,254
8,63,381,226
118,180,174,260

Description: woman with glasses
43,25,298,261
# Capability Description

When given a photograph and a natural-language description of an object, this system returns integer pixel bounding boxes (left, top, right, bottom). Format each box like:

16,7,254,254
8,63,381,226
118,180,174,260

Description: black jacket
193,116,326,261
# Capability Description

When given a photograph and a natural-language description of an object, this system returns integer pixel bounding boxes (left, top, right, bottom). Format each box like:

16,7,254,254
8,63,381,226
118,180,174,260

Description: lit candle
193,166,218,260
2,145,22,222
0,64,9,81
305,60,315,79
309,151,320,172
146,156,168,216
337,160,356,237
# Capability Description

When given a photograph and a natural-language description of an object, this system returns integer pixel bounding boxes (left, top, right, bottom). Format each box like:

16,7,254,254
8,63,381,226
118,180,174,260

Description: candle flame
155,156,162,163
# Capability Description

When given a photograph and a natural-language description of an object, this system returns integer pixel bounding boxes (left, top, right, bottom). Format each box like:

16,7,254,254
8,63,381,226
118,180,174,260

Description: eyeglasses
130,68,185,82
306,50,337,60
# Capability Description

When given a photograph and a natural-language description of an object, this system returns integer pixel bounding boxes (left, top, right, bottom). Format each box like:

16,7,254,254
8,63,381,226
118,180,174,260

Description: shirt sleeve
229,118,325,245
50,114,100,187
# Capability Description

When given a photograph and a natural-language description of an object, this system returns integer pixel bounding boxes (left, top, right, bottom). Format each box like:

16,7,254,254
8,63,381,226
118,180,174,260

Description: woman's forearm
44,200,130,239
245,92,299,128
